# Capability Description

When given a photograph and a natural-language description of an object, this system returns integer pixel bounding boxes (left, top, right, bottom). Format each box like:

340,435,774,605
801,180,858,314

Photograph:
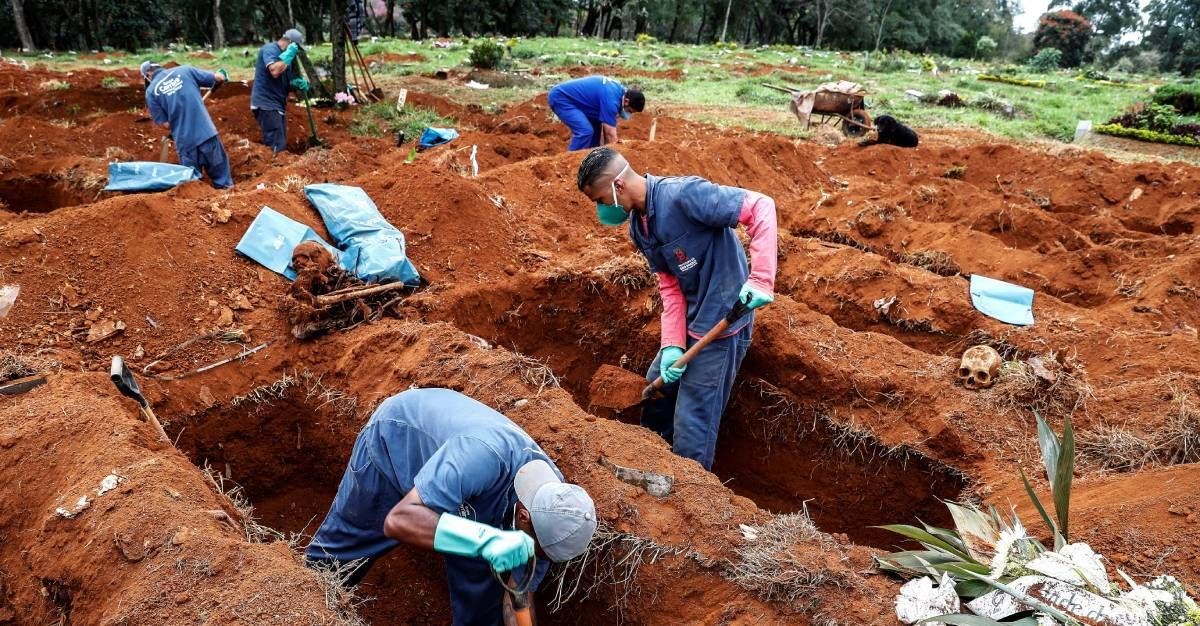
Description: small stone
231,295,253,311
1187,513,1198,524
198,385,215,406
170,526,193,545
212,205,231,224
1170,504,1189,516
215,307,234,327
133,344,144,359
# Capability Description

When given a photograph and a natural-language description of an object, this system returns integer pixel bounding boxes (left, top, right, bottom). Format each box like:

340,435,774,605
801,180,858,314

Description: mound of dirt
2,60,1199,624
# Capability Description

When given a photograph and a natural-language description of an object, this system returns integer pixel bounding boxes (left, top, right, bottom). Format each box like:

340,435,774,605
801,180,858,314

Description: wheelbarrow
763,81,873,137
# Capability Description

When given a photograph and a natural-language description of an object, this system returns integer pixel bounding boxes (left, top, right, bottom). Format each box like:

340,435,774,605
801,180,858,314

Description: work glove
290,77,309,93
739,283,774,310
659,346,687,384
433,513,534,573
217,68,228,81
279,41,300,65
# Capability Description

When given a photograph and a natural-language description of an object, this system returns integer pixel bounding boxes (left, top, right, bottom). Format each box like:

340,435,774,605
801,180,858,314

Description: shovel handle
641,299,751,400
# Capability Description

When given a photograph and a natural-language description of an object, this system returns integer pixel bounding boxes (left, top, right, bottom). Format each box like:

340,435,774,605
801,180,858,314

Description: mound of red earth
2,62,1199,624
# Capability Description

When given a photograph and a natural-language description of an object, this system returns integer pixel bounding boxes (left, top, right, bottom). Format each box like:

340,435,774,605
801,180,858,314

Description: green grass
349,103,453,139
19,37,1171,143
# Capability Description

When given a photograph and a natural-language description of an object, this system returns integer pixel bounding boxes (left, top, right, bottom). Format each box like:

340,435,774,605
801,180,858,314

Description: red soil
1,62,1199,624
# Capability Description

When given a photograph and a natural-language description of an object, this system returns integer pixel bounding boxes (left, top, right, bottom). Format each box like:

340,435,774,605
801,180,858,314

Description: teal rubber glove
659,346,687,384
279,41,299,65
217,68,228,81
433,513,534,572
739,283,774,310
290,77,309,93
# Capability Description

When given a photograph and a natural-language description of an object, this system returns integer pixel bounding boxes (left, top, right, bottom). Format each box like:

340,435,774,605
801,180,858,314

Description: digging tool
301,87,324,148
344,25,384,102
109,356,170,444
642,298,751,402
493,558,536,626
159,136,172,162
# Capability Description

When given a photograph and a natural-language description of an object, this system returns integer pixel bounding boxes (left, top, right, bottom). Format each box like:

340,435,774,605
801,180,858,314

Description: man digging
576,146,778,470
250,28,310,154
306,388,597,625
140,61,232,188
548,75,645,151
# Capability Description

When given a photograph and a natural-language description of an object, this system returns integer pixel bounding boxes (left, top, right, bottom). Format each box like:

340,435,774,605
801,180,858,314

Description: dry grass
0,350,60,381
230,370,358,418
1077,424,1156,472
1077,378,1200,472
545,523,683,618
201,466,285,544
1112,272,1145,298
988,353,1092,419
895,250,961,276
38,79,71,91
594,255,653,295
273,174,313,193
0,154,14,173
55,164,107,192
307,558,372,626
726,510,850,607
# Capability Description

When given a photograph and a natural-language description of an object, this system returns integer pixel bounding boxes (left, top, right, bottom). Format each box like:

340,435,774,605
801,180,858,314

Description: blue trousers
548,93,601,151
254,107,287,153
177,135,232,189
641,324,752,470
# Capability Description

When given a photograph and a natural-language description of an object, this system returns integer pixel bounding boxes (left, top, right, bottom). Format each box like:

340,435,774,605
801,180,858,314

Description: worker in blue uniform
250,28,310,153
306,388,597,625
575,146,779,471
141,61,232,188
548,75,644,151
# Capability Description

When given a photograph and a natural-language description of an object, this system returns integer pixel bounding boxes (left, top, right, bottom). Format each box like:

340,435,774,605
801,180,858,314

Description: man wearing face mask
575,147,778,470
548,75,644,151
306,388,597,625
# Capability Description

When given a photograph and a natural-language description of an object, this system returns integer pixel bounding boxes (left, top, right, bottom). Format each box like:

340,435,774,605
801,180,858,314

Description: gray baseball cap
283,28,305,46
139,61,162,79
514,460,597,562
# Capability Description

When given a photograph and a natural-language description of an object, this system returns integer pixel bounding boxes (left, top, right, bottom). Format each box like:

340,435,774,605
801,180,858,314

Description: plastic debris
235,206,344,281
465,80,489,89
969,274,1035,325
97,474,123,496
896,574,959,626
55,496,91,519
418,127,459,151
0,284,18,318
103,162,199,192
1026,543,1109,591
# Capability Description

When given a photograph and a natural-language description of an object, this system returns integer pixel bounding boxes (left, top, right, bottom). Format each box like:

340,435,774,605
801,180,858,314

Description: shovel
588,299,751,412
301,88,324,148
493,557,535,626
110,356,171,444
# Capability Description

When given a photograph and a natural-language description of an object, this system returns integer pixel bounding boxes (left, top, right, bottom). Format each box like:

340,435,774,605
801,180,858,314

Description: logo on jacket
153,73,184,97
673,247,697,272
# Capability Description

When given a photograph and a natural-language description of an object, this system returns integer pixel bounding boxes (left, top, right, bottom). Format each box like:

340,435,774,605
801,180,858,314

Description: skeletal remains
958,345,1001,390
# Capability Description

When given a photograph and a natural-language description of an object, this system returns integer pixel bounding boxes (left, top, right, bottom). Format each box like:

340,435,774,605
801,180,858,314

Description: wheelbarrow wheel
842,109,872,137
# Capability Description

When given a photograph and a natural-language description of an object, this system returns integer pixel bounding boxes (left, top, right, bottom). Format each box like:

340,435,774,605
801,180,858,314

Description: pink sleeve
657,271,688,348
738,191,778,293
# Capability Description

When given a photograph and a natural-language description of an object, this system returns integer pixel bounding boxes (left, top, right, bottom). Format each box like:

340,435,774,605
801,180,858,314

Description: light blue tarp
418,127,458,150
969,274,1035,326
103,162,199,192
235,206,343,280
302,183,422,286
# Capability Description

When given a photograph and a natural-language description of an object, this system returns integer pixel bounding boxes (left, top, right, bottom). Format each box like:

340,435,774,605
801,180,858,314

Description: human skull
958,345,1001,390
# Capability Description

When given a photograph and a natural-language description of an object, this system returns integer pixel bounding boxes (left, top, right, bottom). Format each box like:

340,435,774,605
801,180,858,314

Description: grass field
16,36,1165,143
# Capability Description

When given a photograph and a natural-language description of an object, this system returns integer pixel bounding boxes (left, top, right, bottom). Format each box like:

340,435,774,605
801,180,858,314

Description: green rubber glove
739,283,774,310
659,346,686,384
290,77,309,93
433,513,534,572
279,41,299,65
217,68,228,81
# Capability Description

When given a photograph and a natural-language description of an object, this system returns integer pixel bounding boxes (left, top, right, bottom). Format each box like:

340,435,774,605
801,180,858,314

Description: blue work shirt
307,388,554,625
250,41,292,111
630,175,753,338
547,75,626,126
145,65,218,150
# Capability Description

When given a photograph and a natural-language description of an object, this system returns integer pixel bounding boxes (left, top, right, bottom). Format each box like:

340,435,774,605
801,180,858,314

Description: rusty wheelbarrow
763,80,873,137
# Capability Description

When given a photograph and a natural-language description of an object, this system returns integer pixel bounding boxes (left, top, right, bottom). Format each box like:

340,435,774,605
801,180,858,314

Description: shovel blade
587,364,648,411
109,356,148,409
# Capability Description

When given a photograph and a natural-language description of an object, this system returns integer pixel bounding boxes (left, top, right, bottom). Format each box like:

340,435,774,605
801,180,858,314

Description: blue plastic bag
418,127,459,150
235,206,343,280
302,184,421,286
103,162,199,192
969,274,1035,326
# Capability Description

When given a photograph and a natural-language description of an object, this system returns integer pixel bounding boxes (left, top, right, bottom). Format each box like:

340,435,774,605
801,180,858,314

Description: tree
1143,0,1200,75
1052,0,1138,44
1033,9,1092,67
8,0,33,50
213,0,226,47
976,35,997,58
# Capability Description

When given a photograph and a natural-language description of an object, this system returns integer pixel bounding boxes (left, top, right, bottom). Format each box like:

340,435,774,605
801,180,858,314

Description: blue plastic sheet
235,206,343,280
970,274,1035,326
302,184,421,286
418,127,459,150
103,162,199,192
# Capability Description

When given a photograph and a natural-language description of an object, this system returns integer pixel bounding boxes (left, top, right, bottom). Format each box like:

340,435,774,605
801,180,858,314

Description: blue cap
139,61,162,79
283,28,304,46
514,460,597,562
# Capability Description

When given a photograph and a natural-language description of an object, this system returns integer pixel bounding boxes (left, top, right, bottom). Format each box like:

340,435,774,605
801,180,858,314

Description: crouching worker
576,147,778,471
306,388,598,625
141,61,232,188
